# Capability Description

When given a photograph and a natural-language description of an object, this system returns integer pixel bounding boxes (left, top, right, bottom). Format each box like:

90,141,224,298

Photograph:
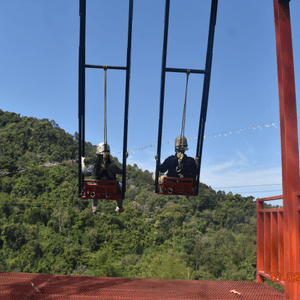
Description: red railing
256,195,284,286
256,194,300,294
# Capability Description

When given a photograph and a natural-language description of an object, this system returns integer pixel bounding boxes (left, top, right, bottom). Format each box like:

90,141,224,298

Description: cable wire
180,70,190,141
213,183,282,189
112,119,285,155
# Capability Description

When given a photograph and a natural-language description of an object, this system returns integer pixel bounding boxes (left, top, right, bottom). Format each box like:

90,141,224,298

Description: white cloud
127,157,156,173
201,165,282,188
201,159,282,201
203,160,237,173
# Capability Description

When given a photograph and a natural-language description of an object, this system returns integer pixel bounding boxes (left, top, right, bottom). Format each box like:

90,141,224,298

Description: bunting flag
111,120,282,155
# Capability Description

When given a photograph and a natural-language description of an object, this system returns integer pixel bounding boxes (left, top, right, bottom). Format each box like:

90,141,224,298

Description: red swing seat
158,176,196,196
81,179,122,201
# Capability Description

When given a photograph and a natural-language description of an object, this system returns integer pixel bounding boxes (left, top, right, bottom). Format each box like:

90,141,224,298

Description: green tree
131,249,193,280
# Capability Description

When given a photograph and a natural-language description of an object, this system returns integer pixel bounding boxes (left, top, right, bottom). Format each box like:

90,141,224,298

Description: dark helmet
175,136,188,152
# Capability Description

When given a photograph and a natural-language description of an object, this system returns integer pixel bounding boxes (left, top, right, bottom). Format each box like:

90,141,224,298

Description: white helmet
96,143,110,155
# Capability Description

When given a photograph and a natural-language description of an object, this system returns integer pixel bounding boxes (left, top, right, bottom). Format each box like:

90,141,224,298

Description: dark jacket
159,153,198,180
83,155,122,180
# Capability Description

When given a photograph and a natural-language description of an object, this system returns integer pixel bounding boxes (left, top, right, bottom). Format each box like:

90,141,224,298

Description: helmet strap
100,152,108,169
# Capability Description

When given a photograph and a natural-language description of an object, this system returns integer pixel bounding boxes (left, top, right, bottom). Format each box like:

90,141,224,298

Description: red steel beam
257,195,283,202
271,212,279,276
265,212,271,274
256,209,264,282
273,0,299,299
278,211,284,278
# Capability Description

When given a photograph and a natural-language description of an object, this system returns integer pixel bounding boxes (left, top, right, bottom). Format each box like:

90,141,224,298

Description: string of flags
112,119,283,155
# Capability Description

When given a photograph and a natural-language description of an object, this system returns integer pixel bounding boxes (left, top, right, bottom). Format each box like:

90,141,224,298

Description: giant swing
0,1,298,300
78,0,218,205
78,0,134,206
154,0,218,196
78,0,218,206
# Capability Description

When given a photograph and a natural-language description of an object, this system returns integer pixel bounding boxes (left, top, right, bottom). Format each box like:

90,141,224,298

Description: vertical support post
78,0,86,196
278,211,284,277
195,0,218,195
273,0,299,298
155,0,170,193
271,212,279,274
293,193,300,288
265,212,271,274
256,199,265,283
122,0,134,199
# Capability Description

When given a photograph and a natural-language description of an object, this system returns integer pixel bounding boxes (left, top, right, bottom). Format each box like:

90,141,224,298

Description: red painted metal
273,0,299,299
158,177,196,196
81,179,122,201
256,194,300,292
256,198,265,283
256,196,285,286
278,209,284,278
0,272,284,299
265,212,272,275
271,212,279,276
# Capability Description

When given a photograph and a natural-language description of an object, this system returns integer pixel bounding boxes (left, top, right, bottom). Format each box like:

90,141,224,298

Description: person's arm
110,163,123,175
81,157,94,176
187,157,198,179
115,164,123,174
159,156,173,173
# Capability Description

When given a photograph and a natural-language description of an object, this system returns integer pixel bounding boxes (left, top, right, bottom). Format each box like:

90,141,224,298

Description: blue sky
0,0,299,204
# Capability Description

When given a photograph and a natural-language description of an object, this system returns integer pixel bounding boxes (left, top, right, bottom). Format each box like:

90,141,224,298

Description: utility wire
232,190,282,194
213,183,282,189
112,119,285,155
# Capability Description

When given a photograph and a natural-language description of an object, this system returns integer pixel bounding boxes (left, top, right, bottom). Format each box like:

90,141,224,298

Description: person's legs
115,200,124,212
115,182,124,213
92,199,99,213
158,175,166,192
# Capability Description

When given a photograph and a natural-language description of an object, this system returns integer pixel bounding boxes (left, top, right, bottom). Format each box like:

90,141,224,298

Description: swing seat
81,179,122,201
158,177,196,196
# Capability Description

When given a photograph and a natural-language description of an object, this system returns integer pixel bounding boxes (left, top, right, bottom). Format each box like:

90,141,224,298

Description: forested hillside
0,110,258,281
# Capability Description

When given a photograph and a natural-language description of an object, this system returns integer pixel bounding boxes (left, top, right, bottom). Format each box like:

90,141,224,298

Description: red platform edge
0,272,283,300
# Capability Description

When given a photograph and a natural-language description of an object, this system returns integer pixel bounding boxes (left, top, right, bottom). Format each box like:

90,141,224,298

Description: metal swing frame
78,0,134,201
155,0,218,196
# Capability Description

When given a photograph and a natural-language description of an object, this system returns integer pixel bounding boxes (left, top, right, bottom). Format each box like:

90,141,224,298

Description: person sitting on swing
158,136,198,186
81,142,124,213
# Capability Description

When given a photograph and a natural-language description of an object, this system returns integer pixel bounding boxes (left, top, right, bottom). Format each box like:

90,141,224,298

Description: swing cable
180,69,190,145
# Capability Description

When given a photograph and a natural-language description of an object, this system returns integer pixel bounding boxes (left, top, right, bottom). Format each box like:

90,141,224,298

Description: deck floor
0,272,284,300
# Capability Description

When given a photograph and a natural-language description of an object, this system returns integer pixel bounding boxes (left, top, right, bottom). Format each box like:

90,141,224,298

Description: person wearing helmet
158,136,198,185
81,142,124,213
